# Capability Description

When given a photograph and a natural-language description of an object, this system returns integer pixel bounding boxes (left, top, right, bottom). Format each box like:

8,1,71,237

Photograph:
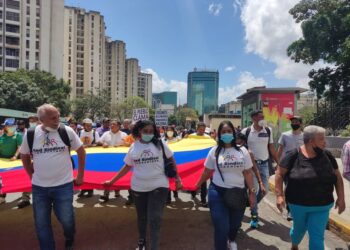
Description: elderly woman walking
275,125,345,250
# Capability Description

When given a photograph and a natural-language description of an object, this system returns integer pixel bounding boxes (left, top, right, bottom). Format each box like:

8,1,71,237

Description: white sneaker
229,241,238,250
0,197,5,204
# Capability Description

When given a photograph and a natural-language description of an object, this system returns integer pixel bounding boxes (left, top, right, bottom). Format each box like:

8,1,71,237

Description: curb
269,179,350,242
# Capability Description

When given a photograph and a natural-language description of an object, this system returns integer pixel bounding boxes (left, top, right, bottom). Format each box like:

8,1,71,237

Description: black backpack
27,124,75,169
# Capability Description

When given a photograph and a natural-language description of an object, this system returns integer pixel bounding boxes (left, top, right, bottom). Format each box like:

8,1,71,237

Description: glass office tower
187,69,219,115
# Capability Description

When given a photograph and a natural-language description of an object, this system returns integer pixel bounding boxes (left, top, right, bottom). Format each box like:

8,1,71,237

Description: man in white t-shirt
78,118,101,198
20,104,86,250
99,120,127,147
99,119,127,202
241,110,279,229
79,118,101,147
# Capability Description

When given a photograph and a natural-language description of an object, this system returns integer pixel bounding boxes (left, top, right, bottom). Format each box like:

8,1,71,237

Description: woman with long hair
195,120,256,250
103,120,182,250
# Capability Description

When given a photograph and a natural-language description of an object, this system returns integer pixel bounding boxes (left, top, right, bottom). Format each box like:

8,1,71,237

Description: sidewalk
269,158,350,241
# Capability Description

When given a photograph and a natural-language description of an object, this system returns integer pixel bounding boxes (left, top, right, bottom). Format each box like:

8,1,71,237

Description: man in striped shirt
341,140,350,182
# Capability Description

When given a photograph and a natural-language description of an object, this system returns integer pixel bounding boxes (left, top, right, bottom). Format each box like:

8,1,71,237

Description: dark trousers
132,187,168,250
191,181,208,202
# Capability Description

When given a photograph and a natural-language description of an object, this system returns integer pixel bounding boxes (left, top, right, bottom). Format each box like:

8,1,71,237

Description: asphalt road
0,190,348,250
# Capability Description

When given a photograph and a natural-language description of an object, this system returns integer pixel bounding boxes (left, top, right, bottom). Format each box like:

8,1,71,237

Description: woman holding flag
103,120,182,250
195,120,256,250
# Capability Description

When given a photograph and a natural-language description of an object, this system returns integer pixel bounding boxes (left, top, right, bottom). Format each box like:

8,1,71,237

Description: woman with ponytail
103,120,182,250
195,120,256,250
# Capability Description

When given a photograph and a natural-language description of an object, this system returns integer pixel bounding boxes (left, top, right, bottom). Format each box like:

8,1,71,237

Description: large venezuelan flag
0,138,216,193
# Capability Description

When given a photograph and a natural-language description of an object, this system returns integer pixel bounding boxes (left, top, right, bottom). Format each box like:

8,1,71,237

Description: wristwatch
249,188,257,194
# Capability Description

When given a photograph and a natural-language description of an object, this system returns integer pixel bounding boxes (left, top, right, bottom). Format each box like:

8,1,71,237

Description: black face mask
313,146,323,155
291,124,301,130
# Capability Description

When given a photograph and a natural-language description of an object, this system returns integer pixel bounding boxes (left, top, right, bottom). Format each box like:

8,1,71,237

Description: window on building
36,8,40,17
6,0,20,10
35,52,39,61
35,41,39,50
26,29,30,37
26,17,30,26
6,48,19,57
6,11,20,21
36,19,40,28
26,6,30,15
69,18,72,25
35,62,39,69
26,61,29,70
0,11,2,19
6,24,19,33
6,36,20,45
27,0,30,4
6,59,19,68
26,51,29,60
36,30,39,39
36,0,40,6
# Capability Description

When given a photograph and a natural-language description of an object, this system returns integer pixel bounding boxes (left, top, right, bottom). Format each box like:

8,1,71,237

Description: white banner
132,108,149,123
155,110,168,126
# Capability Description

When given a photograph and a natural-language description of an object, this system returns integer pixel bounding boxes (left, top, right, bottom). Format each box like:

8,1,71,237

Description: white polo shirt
99,130,127,146
241,125,273,161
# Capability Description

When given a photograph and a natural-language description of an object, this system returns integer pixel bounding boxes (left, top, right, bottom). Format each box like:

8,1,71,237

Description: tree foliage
111,96,154,121
0,69,71,115
71,89,111,122
175,107,199,127
288,0,350,104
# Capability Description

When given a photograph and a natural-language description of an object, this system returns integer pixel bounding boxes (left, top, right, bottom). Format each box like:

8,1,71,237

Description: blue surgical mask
141,134,154,142
220,133,234,144
29,122,37,128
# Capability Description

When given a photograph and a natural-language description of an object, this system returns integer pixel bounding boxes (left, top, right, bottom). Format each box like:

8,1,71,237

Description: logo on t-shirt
135,149,159,165
33,133,66,155
219,153,244,169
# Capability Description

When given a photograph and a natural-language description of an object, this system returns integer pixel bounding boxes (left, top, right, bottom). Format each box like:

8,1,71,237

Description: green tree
71,89,111,121
175,107,199,127
287,0,350,105
168,114,177,125
298,106,316,126
110,96,154,121
0,69,71,115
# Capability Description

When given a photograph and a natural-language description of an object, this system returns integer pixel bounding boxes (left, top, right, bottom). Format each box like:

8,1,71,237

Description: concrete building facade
137,72,152,106
0,0,64,78
63,6,105,99
125,58,139,99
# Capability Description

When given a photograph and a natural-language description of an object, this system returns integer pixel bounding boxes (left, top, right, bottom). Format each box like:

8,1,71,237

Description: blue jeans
32,182,75,250
289,203,333,250
208,184,245,250
251,161,269,216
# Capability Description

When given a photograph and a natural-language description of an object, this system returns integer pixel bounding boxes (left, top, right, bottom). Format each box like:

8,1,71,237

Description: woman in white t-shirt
103,120,183,250
195,121,256,250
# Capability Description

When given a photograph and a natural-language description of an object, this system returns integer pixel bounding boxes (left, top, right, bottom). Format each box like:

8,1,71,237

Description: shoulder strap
159,140,167,159
58,124,71,148
92,129,96,144
265,127,271,139
27,128,36,154
245,127,251,138
215,149,225,183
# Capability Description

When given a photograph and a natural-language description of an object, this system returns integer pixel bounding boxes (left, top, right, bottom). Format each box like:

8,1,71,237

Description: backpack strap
245,127,251,139
58,124,71,148
215,148,225,183
57,124,75,169
27,128,36,154
265,127,271,143
159,140,167,160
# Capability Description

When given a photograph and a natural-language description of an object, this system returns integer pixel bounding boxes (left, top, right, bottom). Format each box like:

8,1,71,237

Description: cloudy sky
65,0,315,105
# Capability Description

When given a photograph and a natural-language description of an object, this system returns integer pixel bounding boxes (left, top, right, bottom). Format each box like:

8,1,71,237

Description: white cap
83,118,93,124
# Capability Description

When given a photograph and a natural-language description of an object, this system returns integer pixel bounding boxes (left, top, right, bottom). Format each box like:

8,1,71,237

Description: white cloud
240,0,328,88
219,71,267,104
209,3,223,16
144,68,187,105
224,65,236,72
232,0,243,14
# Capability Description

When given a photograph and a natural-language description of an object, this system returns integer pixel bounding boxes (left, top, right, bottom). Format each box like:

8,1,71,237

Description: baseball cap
82,118,93,124
3,118,16,126
289,116,302,123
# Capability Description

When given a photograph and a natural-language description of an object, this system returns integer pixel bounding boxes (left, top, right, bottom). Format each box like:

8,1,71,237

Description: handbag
215,152,248,210
160,140,177,178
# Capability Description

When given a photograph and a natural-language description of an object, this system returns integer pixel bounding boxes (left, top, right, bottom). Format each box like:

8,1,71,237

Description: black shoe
17,199,30,209
114,191,121,198
65,240,74,250
86,190,93,198
77,190,87,198
200,201,208,207
125,198,134,206
136,238,146,250
173,191,178,198
99,195,109,202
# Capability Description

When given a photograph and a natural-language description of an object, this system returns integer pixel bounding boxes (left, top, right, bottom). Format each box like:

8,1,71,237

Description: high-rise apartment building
104,38,126,103
187,68,219,116
138,72,152,106
0,0,64,78
125,58,139,99
63,6,105,99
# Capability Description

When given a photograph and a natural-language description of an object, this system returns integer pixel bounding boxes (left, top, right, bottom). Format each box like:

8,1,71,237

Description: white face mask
29,122,37,128
160,133,164,137
45,126,58,132
258,120,267,127
7,126,17,134
167,131,174,138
